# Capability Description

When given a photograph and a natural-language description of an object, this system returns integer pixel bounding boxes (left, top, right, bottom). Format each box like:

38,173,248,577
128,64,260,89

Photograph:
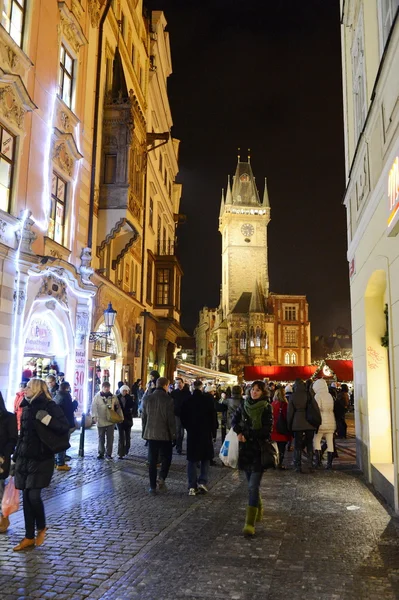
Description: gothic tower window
291,352,297,365
255,327,261,347
264,332,269,350
284,352,290,365
240,331,247,350
249,327,255,347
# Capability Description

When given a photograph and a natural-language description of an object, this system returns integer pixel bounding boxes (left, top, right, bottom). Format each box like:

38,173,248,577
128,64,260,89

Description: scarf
243,396,268,430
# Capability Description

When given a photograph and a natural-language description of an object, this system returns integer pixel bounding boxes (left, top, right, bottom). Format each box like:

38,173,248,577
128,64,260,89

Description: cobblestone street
1,417,398,600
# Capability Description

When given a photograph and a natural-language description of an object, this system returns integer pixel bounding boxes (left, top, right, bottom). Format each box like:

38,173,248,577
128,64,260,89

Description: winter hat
120,385,130,393
312,378,328,394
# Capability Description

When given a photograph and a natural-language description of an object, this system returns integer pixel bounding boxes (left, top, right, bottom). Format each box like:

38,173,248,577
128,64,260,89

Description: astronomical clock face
241,223,254,237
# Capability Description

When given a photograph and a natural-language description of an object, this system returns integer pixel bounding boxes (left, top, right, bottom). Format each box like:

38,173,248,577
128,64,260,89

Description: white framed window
58,44,75,109
49,172,67,245
378,0,399,52
351,11,367,141
2,0,26,47
0,123,15,213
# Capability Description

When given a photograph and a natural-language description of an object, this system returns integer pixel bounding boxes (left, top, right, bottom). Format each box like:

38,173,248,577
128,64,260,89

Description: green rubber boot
242,506,258,536
256,495,263,522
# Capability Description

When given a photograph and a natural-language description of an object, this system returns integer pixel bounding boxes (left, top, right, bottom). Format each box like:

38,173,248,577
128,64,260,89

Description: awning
244,365,317,381
177,362,238,384
325,360,353,381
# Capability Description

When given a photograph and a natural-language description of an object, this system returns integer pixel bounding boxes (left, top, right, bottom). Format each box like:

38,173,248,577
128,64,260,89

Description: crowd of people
0,370,351,548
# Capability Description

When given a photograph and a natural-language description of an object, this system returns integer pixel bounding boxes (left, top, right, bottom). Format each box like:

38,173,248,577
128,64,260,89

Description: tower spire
219,188,225,218
263,177,270,208
225,174,232,204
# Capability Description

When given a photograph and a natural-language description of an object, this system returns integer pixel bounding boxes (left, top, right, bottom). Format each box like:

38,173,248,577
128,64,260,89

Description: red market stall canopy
325,360,353,382
244,365,317,381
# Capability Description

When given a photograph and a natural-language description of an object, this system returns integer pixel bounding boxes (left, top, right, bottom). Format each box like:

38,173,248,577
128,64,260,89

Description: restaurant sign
24,318,55,356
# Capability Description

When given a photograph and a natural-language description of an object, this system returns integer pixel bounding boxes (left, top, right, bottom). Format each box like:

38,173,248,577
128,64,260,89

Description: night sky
147,0,350,337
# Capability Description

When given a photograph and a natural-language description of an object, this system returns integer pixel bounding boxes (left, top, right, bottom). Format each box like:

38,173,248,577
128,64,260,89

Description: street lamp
80,302,117,457
89,302,117,342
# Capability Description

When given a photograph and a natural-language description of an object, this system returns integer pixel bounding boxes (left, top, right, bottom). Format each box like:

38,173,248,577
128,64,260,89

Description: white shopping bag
219,428,239,468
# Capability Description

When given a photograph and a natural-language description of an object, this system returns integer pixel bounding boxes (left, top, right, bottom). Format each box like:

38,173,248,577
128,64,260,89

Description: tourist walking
141,377,175,494
180,380,216,496
45,375,58,399
117,385,135,458
312,378,336,469
271,386,291,469
53,382,75,471
232,380,273,536
287,379,320,473
171,378,190,454
225,385,242,429
335,384,349,438
0,392,18,533
12,378,69,550
91,382,122,459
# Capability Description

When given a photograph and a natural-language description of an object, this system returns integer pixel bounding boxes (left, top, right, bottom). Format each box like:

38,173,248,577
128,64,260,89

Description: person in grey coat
142,377,175,494
287,379,321,473
225,385,243,429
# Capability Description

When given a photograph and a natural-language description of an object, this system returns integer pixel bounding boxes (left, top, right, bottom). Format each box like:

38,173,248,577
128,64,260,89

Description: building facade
340,0,399,510
195,157,311,378
0,0,183,411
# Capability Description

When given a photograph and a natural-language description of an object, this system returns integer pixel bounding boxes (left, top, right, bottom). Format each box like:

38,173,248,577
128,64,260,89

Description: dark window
159,152,163,173
156,269,170,305
146,259,153,304
149,198,154,228
176,275,181,310
49,172,66,245
0,124,15,213
169,181,172,198
284,305,297,321
164,169,167,186
58,44,74,108
104,154,117,184
2,0,25,47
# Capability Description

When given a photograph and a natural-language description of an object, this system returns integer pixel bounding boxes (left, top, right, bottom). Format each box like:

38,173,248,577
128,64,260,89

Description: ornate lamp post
79,302,117,457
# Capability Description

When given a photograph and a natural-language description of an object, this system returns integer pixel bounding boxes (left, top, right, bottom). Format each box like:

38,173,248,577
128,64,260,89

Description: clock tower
219,156,270,318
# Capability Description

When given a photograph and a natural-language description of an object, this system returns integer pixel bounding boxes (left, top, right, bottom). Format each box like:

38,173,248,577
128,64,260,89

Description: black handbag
306,393,322,429
260,439,278,469
276,406,289,435
35,421,70,454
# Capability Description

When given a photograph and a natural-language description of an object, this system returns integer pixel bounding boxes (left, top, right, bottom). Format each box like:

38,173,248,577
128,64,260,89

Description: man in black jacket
0,392,18,532
171,378,190,454
181,380,216,496
54,382,75,471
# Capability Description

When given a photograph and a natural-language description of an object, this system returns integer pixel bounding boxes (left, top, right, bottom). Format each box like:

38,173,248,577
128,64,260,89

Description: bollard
78,413,86,458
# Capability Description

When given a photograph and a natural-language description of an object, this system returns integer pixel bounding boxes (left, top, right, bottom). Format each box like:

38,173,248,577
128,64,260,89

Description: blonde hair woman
12,378,69,551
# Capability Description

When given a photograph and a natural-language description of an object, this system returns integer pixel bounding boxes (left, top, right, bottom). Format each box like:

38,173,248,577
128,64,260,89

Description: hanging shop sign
387,156,399,237
24,318,55,355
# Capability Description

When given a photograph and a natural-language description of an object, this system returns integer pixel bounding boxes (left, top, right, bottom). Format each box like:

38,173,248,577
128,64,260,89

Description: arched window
264,332,269,350
240,331,247,350
255,327,261,347
249,326,255,347
284,351,290,365
291,352,297,365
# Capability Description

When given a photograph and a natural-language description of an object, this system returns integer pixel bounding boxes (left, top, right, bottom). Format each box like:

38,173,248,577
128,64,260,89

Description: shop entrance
92,323,121,394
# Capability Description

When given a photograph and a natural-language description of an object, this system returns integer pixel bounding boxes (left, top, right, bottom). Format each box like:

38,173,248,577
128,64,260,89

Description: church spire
225,174,232,205
262,177,270,208
231,159,261,206
219,188,225,218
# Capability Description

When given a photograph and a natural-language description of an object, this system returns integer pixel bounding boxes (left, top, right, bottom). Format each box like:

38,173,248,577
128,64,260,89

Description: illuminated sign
24,318,55,355
387,156,399,236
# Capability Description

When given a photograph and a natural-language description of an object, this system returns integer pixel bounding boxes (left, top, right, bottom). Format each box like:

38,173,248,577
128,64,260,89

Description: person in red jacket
271,386,291,470
14,383,26,432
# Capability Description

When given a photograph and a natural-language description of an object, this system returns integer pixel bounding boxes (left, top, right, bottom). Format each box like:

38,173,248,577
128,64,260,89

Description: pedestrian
287,378,320,473
0,392,18,533
141,377,175,494
115,381,124,397
117,385,135,458
205,384,219,464
45,375,58,399
334,384,348,439
53,382,76,471
312,378,336,469
131,379,141,403
225,385,242,429
180,380,216,496
271,386,291,469
232,380,273,536
13,383,26,432
12,378,69,550
91,382,122,459
171,377,190,454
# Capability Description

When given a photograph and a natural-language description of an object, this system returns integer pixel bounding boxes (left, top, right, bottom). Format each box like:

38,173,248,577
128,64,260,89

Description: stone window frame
239,330,247,351
48,170,67,246
155,267,170,306
0,121,16,213
1,0,26,48
58,43,75,110
284,351,290,365
284,305,297,321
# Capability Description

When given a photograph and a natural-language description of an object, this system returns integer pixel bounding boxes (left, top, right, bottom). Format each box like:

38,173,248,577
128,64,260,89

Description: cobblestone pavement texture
1,416,398,600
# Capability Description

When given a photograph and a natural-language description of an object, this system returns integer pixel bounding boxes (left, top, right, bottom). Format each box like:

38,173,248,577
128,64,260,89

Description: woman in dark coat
116,385,135,458
271,386,291,469
287,379,321,473
13,378,69,551
0,392,18,533
232,380,273,536
180,380,216,495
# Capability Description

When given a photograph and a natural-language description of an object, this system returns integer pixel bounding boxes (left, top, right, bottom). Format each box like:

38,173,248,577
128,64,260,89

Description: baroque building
340,0,399,511
195,156,311,378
